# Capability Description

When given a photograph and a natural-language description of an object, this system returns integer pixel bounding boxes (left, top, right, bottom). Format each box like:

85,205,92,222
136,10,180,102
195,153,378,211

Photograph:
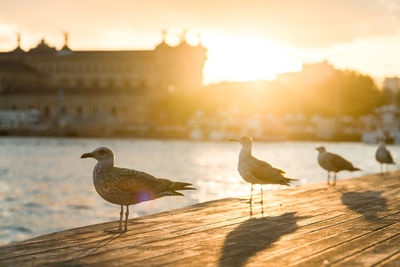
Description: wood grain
1,172,399,266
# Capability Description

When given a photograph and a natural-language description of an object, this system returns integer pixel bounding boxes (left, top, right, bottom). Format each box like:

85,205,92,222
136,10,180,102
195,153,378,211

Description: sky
1,0,400,85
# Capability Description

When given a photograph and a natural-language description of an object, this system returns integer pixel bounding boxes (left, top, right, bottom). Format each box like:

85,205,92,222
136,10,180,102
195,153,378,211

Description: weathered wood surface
1,172,399,267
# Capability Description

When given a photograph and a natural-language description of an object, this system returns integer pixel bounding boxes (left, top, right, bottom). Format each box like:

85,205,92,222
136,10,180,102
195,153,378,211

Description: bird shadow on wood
218,212,303,267
340,190,388,222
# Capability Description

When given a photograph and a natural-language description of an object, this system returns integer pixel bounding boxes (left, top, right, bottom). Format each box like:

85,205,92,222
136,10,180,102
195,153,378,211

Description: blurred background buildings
0,31,400,142
0,31,206,136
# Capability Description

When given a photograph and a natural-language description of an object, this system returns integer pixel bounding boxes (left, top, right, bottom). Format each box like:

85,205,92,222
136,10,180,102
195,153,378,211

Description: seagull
376,138,395,175
230,136,296,215
315,146,361,186
81,147,195,232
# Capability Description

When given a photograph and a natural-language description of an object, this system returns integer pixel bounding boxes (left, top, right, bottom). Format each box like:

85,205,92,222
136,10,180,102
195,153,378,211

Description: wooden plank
0,172,399,267
333,234,400,266
376,251,400,267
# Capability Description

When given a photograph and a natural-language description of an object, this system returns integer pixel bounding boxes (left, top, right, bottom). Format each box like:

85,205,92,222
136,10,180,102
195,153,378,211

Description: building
383,77,399,95
0,31,207,129
276,60,336,87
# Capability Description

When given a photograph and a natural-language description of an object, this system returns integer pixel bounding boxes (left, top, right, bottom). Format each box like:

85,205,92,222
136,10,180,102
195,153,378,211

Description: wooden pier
1,172,399,266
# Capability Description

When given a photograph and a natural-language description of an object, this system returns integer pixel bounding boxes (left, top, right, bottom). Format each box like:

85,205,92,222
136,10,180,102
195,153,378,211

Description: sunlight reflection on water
0,137,398,245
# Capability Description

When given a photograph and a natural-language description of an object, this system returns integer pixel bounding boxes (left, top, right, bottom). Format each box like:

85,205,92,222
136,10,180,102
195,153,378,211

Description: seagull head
230,136,253,146
378,137,386,144
315,146,326,153
81,147,114,163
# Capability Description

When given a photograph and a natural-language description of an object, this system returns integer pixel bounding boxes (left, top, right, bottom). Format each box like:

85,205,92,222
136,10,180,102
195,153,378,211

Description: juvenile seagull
376,138,395,175
81,147,195,232
230,136,296,215
315,146,360,186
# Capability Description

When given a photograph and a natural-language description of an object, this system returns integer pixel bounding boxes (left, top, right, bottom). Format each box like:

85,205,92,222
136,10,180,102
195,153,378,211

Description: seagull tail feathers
163,191,184,197
352,167,361,171
282,177,298,185
170,182,197,191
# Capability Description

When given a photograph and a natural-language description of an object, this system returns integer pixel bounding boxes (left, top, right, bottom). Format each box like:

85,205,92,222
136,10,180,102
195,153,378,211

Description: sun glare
202,34,302,84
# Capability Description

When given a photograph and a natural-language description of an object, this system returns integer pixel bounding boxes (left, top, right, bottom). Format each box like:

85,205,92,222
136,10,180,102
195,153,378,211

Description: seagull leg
380,164,383,175
261,185,264,216
333,173,337,186
118,205,123,231
327,172,330,185
124,205,129,232
250,184,253,203
250,184,253,217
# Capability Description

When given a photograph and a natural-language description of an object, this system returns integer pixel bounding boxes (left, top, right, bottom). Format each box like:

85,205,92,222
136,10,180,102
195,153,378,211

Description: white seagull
315,146,361,186
376,138,395,174
81,147,195,232
230,136,296,215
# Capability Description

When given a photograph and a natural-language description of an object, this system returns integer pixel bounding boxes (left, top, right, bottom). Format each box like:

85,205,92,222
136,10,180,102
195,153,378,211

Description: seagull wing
376,146,395,164
249,156,289,184
112,167,194,198
325,152,355,171
382,147,395,164
386,150,394,163
112,167,167,193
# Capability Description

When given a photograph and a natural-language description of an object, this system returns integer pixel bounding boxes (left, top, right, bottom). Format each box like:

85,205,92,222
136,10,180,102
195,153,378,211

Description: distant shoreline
0,131,363,143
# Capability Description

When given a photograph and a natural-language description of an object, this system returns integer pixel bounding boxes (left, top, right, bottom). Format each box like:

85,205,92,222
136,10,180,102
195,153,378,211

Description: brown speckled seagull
81,147,195,232
315,146,361,186
230,136,297,215
376,138,395,175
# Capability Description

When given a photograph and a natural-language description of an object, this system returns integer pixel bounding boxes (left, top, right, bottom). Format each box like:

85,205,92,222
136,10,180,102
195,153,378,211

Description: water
0,137,397,245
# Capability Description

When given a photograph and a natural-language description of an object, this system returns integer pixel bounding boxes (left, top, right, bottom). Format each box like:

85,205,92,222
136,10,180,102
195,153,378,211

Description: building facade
0,32,207,127
383,77,399,95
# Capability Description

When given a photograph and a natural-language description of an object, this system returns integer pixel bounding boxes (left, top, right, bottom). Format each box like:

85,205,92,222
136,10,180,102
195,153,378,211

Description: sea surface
0,137,398,245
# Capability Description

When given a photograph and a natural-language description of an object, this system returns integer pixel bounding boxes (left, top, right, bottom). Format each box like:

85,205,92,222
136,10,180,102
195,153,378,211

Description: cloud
170,0,400,47
0,21,18,50
0,0,400,49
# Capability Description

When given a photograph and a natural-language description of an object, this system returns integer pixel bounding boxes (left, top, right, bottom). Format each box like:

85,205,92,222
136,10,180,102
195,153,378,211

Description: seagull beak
229,138,238,142
81,152,94,159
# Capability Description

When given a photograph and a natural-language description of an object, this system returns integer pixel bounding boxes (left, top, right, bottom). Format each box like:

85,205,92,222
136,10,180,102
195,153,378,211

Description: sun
201,33,302,84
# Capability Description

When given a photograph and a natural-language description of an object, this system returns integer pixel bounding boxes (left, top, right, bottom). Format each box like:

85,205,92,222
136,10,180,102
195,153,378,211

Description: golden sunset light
1,0,400,84
202,33,302,83
1,3,400,264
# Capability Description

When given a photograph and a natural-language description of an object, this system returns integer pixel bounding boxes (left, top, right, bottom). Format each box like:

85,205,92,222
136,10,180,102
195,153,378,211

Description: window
111,107,117,116
75,78,84,88
43,106,50,116
77,106,83,115
107,78,115,88
59,78,70,87
92,78,99,88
